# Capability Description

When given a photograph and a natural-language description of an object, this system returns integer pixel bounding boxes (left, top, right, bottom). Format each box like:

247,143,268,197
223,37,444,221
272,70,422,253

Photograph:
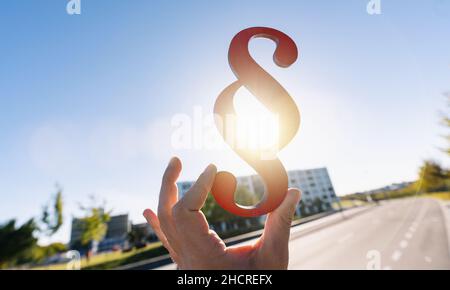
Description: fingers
261,188,301,250
176,164,217,211
158,157,182,217
157,157,182,251
143,209,180,263
143,209,172,250
172,164,217,248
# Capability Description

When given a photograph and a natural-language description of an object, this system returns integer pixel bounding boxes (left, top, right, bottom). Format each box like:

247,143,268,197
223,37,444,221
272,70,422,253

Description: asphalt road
156,198,450,270
288,198,450,269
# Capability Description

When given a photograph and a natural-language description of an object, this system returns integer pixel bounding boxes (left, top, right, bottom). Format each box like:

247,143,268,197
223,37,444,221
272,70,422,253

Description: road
156,198,450,270
288,198,450,269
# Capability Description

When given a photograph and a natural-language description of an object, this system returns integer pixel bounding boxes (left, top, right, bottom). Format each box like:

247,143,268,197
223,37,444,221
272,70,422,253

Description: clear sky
0,0,449,244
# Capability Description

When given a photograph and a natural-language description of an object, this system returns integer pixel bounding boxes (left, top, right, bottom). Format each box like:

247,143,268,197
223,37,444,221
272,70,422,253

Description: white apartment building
287,168,338,214
177,167,338,216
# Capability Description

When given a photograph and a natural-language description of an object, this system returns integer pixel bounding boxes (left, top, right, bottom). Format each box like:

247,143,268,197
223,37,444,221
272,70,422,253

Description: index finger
176,164,217,212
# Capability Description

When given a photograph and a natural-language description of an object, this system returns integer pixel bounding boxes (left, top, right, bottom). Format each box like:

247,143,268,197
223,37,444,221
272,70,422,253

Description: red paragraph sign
212,27,300,217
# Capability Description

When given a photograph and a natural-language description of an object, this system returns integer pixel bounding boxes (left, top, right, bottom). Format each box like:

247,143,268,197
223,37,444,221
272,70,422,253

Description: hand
143,157,301,270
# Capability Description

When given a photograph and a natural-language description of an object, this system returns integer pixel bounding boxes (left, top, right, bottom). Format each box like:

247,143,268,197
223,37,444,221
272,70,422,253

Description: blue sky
0,0,449,244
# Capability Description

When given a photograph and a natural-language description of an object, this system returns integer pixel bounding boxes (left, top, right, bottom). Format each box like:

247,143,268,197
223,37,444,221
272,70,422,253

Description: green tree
26,243,67,264
298,201,309,217
235,186,260,206
417,160,449,193
202,186,258,223
40,185,63,236
0,219,37,269
76,197,111,248
0,186,68,268
202,193,234,224
312,197,324,213
79,208,111,247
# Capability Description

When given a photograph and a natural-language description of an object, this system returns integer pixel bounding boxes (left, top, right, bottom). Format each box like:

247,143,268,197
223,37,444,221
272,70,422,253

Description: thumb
261,188,301,249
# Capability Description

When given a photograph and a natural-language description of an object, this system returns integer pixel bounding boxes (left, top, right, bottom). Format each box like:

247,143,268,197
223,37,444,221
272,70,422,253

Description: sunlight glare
233,88,280,157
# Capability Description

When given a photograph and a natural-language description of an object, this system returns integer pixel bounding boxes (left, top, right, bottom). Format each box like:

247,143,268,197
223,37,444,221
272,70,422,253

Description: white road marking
338,232,354,244
400,240,408,249
391,250,402,262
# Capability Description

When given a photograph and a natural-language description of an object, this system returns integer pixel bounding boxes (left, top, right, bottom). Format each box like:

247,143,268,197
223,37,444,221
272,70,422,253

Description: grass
32,242,167,270
332,199,368,210
378,191,450,202
423,192,450,201
341,191,450,205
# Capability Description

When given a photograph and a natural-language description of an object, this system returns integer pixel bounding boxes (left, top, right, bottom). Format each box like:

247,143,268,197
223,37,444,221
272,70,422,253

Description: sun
233,88,280,156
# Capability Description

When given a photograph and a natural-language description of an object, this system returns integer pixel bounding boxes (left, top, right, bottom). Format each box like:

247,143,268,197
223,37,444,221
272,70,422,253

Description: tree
417,160,449,193
79,208,110,247
235,186,259,206
298,201,309,217
0,219,37,269
202,186,258,223
202,193,234,224
76,196,111,249
26,243,67,264
312,197,324,214
40,185,63,236
0,187,67,268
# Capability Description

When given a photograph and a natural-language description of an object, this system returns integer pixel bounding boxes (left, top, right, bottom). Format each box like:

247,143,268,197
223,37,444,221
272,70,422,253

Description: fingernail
288,188,301,205
168,157,177,166
204,164,217,175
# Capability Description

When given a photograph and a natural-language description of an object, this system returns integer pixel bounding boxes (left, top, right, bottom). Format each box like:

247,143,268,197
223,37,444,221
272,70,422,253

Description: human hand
143,157,301,270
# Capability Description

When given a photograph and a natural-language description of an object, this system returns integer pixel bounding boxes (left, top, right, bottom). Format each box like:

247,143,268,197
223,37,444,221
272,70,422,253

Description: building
287,168,338,215
177,167,339,217
69,218,84,248
70,214,132,253
178,181,195,198
98,214,131,252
